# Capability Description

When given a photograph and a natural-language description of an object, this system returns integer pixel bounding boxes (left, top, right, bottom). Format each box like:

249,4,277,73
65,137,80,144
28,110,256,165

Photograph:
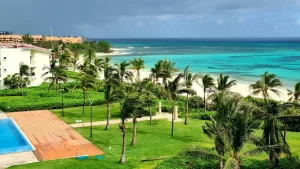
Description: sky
1,0,300,38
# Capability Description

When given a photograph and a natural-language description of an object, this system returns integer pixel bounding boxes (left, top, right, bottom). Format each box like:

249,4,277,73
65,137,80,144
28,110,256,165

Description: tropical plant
160,58,178,86
19,63,30,95
201,74,215,112
116,61,133,82
131,57,145,81
287,82,300,102
249,72,290,167
249,71,282,101
83,48,96,66
74,73,94,115
119,84,136,164
4,74,30,89
70,51,80,71
200,95,287,169
150,60,163,85
216,73,236,92
181,65,201,125
42,60,58,78
44,66,68,93
22,34,34,44
165,73,186,136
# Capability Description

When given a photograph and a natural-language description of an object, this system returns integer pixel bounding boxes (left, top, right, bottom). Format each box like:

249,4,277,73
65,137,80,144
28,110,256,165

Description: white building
0,43,52,89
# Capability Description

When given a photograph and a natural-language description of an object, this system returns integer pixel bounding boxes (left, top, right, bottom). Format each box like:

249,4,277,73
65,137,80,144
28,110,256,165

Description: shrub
178,110,216,120
188,96,204,109
0,89,25,96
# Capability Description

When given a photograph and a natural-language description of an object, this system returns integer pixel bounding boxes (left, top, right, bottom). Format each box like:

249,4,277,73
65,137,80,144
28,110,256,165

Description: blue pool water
0,118,33,154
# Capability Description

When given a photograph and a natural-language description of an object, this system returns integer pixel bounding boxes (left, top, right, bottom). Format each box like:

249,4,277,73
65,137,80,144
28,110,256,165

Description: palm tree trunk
269,153,273,169
105,102,110,130
184,93,189,125
137,69,140,81
204,88,206,113
219,156,223,169
131,118,137,146
171,99,175,136
149,107,152,125
119,124,126,164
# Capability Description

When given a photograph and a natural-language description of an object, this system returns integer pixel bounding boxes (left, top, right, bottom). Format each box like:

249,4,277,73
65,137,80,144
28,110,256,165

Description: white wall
0,48,50,89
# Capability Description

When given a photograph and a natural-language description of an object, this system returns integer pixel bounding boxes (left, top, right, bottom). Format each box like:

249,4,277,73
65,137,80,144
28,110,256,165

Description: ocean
92,38,300,88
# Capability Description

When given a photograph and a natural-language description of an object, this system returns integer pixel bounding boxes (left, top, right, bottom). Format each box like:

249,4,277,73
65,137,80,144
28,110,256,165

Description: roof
0,43,51,53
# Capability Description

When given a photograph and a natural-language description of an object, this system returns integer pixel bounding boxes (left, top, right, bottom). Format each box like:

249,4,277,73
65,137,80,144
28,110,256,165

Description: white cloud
216,18,224,25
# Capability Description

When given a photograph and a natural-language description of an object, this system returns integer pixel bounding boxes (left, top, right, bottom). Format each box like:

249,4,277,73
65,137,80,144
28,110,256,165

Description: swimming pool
0,118,33,154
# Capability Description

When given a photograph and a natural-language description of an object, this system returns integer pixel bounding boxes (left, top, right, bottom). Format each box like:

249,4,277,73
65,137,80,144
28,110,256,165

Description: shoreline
137,69,290,102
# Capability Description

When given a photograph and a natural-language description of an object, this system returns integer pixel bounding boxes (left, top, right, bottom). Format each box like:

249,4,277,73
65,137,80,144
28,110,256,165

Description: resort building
0,43,52,89
0,34,84,44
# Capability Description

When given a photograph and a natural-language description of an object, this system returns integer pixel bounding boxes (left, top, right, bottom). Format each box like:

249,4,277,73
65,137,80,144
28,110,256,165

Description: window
3,57,6,60
3,69,7,73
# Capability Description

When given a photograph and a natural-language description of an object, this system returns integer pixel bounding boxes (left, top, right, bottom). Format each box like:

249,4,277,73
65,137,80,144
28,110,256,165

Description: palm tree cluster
12,44,296,167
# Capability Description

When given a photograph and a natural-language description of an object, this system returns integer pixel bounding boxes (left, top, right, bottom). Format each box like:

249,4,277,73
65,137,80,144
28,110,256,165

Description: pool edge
10,118,36,152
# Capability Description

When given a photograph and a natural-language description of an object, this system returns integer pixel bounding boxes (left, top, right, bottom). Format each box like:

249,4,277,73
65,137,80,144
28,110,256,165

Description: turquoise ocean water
92,38,300,88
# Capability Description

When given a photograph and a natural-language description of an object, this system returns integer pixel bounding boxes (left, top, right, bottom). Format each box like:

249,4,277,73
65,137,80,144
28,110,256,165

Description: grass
65,70,79,80
8,119,300,169
50,103,121,124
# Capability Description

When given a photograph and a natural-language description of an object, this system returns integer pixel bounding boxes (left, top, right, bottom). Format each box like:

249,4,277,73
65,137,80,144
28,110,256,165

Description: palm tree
201,75,215,112
75,73,94,115
104,80,123,130
200,95,287,169
160,58,178,86
287,82,300,102
249,72,285,167
19,63,30,95
249,71,282,101
119,84,136,164
83,48,96,66
150,60,163,85
44,66,68,94
96,56,122,130
71,51,80,71
116,61,133,82
131,57,145,81
216,73,236,92
165,74,193,136
42,60,58,77
181,65,201,125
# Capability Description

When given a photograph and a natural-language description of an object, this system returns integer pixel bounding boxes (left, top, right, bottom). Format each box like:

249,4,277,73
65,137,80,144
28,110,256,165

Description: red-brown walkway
7,110,103,161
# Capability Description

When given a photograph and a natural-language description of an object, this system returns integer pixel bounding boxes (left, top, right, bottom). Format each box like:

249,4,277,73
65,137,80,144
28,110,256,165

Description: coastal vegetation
1,43,300,169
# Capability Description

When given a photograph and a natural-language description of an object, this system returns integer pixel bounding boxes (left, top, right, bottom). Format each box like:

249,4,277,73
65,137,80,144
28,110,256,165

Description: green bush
178,110,216,120
0,83,105,112
188,96,204,109
156,153,300,169
0,89,25,96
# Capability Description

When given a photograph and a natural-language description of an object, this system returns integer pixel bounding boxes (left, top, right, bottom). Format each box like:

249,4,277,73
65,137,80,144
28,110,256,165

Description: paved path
0,111,7,119
0,152,38,169
7,110,104,161
70,113,173,128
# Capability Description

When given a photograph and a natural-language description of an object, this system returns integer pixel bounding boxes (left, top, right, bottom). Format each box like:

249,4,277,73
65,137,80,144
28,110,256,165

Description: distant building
0,43,52,89
0,34,84,44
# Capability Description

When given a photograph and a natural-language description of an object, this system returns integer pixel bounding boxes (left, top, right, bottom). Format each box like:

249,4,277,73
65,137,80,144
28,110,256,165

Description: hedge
156,155,300,169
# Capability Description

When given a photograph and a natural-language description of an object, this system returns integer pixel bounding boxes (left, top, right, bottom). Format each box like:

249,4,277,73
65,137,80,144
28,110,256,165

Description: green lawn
51,103,121,124
8,119,300,169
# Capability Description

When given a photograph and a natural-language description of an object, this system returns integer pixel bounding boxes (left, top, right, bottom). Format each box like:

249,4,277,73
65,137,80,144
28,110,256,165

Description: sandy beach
137,70,290,102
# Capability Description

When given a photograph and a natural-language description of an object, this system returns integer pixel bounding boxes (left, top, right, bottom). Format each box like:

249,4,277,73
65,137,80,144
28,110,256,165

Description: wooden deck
7,110,103,161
